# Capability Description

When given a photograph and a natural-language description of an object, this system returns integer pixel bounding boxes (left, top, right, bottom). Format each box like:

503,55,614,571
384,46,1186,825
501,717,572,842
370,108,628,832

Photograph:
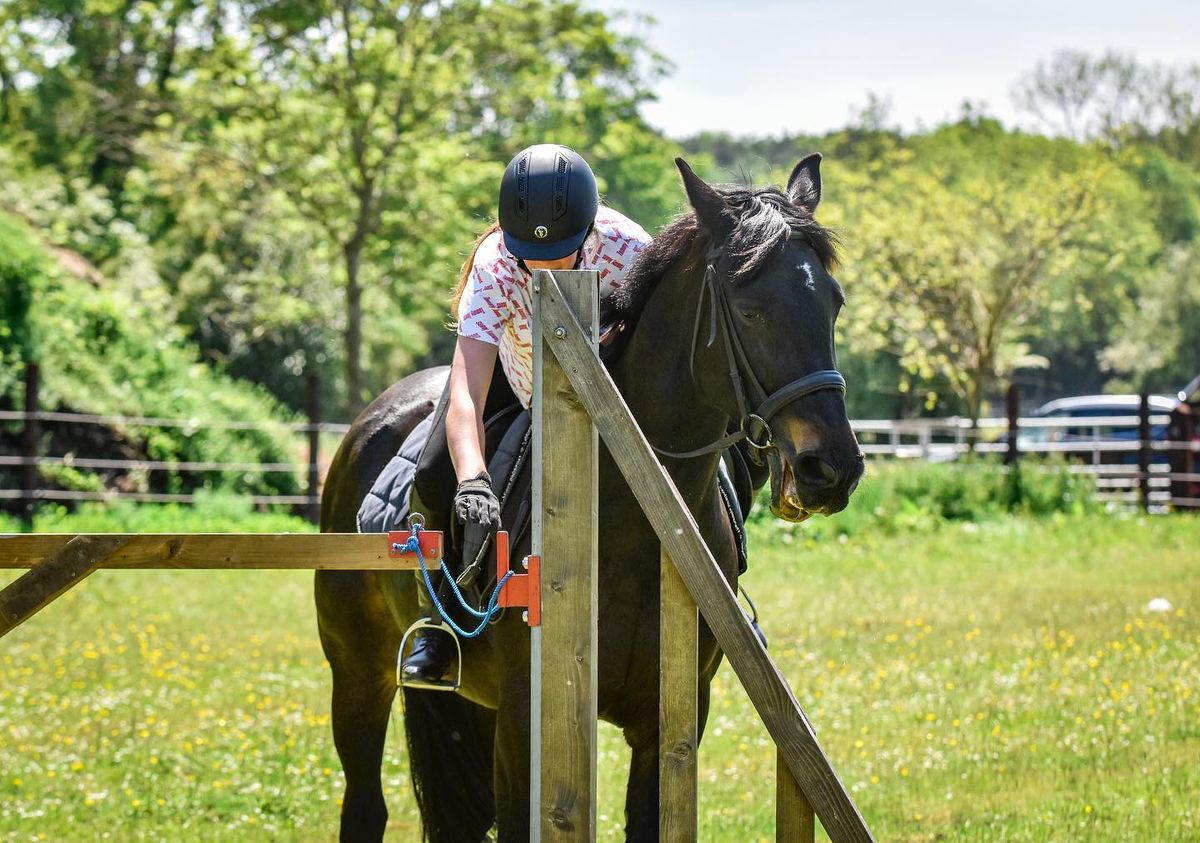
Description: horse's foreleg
315,570,402,843
622,716,660,842
493,676,532,843
621,674,715,842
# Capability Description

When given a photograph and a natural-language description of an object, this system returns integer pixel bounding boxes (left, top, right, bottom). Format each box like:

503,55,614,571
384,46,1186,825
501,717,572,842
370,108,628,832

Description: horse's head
676,156,864,521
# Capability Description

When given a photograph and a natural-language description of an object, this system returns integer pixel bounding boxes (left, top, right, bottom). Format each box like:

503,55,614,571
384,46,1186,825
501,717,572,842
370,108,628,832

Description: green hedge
0,492,314,534
749,457,1100,543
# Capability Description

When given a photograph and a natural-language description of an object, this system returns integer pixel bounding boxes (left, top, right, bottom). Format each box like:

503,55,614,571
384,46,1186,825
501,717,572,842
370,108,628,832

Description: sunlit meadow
2,512,1197,841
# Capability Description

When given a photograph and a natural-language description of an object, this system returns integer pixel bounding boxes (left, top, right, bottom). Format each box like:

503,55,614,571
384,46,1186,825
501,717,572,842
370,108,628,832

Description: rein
652,233,846,462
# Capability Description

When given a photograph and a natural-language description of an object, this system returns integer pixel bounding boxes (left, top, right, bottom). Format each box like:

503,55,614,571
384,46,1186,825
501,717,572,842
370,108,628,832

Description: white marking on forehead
797,262,815,291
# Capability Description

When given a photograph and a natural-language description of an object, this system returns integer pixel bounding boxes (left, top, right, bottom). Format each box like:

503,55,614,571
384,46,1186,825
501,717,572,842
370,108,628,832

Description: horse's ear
675,157,734,241
786,153,822,213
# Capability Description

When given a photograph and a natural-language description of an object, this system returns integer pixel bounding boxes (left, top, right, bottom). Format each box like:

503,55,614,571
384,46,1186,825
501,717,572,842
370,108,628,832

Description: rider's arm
446,335,498,482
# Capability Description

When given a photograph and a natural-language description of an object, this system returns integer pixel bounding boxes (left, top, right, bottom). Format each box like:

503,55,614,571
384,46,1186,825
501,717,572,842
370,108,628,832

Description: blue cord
408,527,514,639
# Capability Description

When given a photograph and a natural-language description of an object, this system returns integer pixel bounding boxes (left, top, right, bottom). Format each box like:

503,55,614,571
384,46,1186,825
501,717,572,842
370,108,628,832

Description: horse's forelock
725,187,839,280
615,182,838,318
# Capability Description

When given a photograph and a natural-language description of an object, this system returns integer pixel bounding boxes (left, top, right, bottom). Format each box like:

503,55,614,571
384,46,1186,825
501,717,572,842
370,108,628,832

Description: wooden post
531,269,599,842
1138,393,1152,512
1168,405,1196,510
659,547,697,842
777,749,816,843
19,362,40,528
1004,383,1019,466
306,372,321,524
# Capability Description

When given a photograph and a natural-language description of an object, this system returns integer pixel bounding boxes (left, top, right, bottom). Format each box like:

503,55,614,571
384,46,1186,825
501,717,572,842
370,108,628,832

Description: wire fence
1,364,338,522
2,365,1197,520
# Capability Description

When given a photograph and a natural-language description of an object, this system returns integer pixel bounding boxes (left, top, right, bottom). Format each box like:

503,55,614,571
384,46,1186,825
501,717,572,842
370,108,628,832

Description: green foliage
0,493,313,534
1102,243,1200,391
0,145,167,310
0,210,302,496
750,458,1100,542
1126,145,1200,243
153,0,681,412
826,124,1162,421
5,22,1200,428
0,212,42,394
0,0,229,199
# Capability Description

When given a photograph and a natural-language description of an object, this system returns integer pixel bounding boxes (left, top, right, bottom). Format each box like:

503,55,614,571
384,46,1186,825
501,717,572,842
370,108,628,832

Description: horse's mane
613,183,839,319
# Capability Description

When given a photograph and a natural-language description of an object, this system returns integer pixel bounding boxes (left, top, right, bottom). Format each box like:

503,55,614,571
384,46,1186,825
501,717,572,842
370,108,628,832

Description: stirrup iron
396,618,462,692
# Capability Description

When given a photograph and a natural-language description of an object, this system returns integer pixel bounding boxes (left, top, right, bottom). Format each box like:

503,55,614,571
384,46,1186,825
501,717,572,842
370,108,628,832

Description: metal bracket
496,530,540,627
387,528,443,564
388,526,538,627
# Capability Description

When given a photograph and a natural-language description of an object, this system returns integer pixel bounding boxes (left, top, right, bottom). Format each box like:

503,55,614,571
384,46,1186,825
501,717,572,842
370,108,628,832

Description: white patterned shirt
456,206,651,408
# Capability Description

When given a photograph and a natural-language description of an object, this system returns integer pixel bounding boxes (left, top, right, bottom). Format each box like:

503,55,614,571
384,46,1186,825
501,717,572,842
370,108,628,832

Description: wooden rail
0,533,426,570
0,532,438,641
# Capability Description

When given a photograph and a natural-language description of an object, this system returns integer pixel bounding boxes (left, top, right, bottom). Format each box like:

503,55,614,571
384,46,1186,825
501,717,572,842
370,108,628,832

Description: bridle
652,233,846,462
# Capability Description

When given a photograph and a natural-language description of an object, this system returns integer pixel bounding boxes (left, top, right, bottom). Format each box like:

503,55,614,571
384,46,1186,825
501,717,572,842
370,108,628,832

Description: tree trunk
344,243,364,419
965,377,984,454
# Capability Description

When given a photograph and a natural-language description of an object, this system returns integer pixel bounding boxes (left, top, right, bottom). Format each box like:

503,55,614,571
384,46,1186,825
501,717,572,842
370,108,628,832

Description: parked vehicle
1018,394,1175,464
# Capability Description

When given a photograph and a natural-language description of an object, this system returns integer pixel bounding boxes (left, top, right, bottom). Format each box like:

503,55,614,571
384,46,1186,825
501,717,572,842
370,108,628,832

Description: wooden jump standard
531,270,873,843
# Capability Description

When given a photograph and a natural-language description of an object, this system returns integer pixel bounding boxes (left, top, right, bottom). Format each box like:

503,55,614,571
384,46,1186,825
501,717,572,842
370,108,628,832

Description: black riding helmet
498,144,599,260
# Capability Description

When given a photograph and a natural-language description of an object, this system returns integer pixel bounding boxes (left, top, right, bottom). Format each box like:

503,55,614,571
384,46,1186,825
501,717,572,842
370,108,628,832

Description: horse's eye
739,309,762,322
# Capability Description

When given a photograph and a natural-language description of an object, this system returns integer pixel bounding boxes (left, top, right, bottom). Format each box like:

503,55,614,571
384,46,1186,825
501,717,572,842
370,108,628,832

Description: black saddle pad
355,412,435,535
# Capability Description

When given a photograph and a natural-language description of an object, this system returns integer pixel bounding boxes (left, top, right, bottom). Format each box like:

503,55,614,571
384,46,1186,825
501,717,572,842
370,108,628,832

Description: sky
588,0,1200,138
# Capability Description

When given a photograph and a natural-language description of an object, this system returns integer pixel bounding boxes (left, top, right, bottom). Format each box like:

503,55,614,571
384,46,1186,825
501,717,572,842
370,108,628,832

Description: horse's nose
794,451,839,490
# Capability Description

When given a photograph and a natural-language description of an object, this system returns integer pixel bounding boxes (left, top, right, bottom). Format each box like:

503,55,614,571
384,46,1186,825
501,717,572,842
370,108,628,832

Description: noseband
652,233,846,462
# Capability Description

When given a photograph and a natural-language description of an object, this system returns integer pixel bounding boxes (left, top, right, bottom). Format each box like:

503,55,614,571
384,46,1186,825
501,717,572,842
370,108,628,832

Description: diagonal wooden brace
1,535,131,640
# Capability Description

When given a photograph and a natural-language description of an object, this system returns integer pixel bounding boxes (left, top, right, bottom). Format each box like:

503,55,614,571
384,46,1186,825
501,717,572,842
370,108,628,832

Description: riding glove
454,471,501,530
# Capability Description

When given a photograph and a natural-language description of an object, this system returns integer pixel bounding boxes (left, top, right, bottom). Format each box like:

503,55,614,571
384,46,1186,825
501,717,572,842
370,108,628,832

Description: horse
314,155,864,842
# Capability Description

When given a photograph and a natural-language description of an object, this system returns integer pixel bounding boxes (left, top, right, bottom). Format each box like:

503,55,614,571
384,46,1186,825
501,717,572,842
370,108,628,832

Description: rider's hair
449,221,502,325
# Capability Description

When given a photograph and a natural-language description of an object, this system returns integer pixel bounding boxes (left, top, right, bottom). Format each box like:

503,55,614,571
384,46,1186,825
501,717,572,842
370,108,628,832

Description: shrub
0,209,304,499
748,456,1099,542
0,492,314,534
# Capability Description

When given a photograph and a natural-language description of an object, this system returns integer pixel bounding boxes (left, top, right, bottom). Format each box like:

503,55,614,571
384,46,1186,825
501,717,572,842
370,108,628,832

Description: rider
400,143,652,684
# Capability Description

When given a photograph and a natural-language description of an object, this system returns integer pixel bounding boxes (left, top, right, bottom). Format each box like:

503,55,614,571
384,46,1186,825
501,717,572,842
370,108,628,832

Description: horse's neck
614,259,727,495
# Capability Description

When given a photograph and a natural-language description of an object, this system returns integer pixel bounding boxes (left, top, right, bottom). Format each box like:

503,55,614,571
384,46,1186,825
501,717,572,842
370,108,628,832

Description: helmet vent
552,153,570,220
515,154,530,220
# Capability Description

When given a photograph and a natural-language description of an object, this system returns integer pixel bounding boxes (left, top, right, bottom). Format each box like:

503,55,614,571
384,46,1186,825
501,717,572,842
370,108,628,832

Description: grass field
1,511,1197,841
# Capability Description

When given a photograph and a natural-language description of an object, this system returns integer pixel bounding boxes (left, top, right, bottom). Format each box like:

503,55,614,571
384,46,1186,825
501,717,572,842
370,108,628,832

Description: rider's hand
454,471,500,530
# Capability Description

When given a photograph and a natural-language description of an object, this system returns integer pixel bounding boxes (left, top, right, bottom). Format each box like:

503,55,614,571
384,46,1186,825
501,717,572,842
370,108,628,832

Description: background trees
0,0,685,416
1,24,1197,423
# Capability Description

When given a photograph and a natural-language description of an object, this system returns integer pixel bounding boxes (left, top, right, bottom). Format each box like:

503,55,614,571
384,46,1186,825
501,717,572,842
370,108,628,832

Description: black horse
315,156,864,842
